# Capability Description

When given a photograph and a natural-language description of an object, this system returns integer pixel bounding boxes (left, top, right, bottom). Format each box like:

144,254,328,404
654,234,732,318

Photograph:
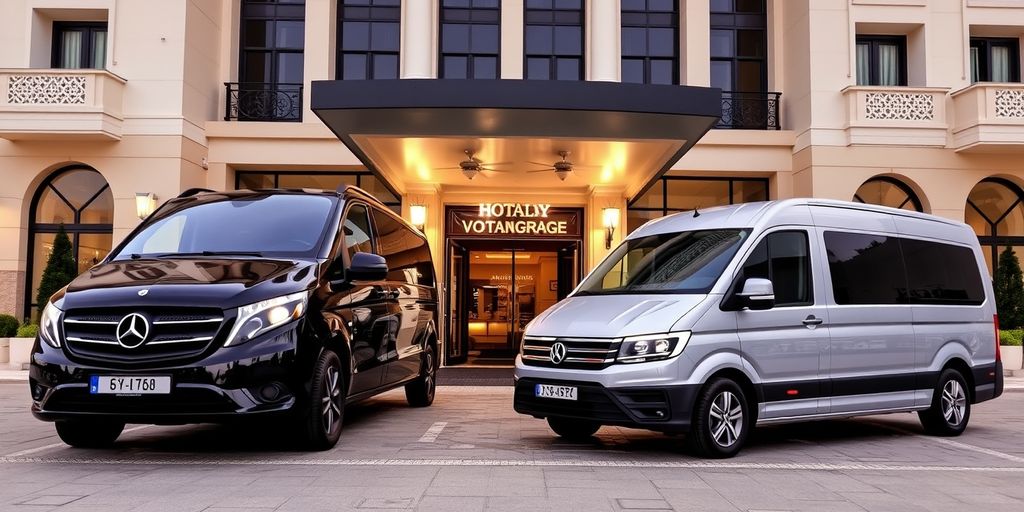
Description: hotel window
621,0,678,85
853,176,922,212
626,177,768,234
856,35,907,86
971,38,1020,83
338,0,401,79
235,171,401,214
710,0,766,93
52,22,108,69
524,0,583,81
440,0,501,79
965,178,1024,274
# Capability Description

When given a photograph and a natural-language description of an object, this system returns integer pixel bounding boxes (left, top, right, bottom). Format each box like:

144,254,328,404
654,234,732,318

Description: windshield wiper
155,251,264,258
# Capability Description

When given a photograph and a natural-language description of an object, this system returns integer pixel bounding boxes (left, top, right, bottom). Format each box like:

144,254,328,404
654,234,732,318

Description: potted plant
995,246,1024,371
0,313,17,366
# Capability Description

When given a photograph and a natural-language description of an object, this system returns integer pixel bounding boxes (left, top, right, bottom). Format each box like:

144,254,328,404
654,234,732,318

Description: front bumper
28,327,308,424
513,378,699,434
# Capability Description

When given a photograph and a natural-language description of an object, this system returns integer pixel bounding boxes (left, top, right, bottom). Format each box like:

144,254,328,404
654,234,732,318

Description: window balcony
225,82,303,122
716,92,781,130
0,69,125,140
951,83,1024,152
842,86,949,146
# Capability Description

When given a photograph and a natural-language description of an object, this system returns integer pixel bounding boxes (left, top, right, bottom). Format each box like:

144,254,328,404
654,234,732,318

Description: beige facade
2,0,1024,324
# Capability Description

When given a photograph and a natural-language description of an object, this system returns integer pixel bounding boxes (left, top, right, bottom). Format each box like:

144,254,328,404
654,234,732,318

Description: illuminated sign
447,204,582,238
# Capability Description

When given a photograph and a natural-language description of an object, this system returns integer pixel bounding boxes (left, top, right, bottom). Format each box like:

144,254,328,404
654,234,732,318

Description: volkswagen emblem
116,313,150,349
549,342,568,365
138,289,149,297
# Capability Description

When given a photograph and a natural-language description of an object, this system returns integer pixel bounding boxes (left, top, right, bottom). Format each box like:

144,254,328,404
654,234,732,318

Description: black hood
54,258,321,311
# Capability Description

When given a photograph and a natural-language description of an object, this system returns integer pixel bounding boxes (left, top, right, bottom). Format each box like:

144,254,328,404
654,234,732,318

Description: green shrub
1000,329,1024,346
15,324,38,338
0,314,18,337
995,246,1024,329
36,225,77,311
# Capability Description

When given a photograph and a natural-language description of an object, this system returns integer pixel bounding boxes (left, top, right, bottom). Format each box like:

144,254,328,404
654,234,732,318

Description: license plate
89,376,171,395
535,384,577,401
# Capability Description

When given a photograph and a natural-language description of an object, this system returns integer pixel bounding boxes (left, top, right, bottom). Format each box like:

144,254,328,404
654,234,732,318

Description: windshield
112,194,337,260
578,229,750,295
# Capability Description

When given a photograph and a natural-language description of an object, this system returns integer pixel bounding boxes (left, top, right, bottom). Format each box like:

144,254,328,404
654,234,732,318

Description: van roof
628,198,966,239
179,185,391,210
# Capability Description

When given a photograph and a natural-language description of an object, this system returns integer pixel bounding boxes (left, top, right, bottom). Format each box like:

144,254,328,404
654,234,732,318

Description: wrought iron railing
224,82,303,122
717,91,781,130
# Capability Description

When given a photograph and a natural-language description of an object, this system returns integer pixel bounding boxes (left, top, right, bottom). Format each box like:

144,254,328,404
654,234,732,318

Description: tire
547,417,601,440
405,343,437,407
918,368,971,436
688,378,750,458
299,349,346,451
54,420,125,448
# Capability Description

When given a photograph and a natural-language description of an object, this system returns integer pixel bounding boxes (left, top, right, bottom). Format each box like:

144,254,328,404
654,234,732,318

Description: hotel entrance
444,204,584,366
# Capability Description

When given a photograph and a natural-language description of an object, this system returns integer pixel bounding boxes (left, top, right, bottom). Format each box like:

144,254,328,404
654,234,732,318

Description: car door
331,202,392,395
372,208,428,385
733,229,830,419
820,229,917,413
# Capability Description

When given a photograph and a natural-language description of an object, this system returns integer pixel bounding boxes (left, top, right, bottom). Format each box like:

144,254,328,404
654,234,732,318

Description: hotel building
2,0,1024,365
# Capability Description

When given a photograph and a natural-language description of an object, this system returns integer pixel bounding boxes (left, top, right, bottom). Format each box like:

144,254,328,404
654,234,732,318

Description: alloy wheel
321,366,343,433
709,390,744,448
941,378,967,426
424,350,435,397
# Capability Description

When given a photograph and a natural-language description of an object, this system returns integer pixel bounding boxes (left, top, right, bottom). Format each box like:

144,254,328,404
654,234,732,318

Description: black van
28,186,439,450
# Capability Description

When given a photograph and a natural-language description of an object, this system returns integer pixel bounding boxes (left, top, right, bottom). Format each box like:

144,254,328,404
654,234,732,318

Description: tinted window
115,195,335,259
344,203,374,260
824,231,908,305
901,238,985,305
579,229,749,294
373,209,435,287
736,231,812,307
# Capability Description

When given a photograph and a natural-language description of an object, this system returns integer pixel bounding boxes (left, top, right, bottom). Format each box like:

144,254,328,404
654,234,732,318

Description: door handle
802,315,824,326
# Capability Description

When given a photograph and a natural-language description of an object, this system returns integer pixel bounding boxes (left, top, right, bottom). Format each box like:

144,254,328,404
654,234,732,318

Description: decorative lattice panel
864,92,935,121
7,75,87,105
995,89,1024,118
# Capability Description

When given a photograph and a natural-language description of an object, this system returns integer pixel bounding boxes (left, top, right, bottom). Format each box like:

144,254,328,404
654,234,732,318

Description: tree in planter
35,225,77,313
995,245,1024,330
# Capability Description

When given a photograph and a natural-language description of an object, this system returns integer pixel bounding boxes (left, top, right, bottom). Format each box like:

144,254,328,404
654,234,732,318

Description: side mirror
737,278,775,311
346,252,388,282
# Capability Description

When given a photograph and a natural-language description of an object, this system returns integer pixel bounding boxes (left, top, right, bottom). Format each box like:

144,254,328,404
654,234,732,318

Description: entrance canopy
311,79,721,197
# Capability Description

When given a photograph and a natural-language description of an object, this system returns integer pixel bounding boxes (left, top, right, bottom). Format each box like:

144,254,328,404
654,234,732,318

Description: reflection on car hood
57,258,319,310
524,294,710,339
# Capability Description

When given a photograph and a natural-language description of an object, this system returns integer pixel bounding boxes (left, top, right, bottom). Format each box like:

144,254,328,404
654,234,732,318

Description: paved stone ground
2,382,1024,511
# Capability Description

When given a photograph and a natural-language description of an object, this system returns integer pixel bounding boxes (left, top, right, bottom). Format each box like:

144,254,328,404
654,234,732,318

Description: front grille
63,307,226,365
520,336,620,370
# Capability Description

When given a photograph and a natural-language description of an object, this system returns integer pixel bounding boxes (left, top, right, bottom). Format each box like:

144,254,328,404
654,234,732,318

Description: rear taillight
995,314,1001,362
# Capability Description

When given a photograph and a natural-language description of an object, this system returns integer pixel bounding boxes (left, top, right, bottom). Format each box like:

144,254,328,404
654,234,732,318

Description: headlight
39,301,62,348
617,331,690,364
224,291,308,347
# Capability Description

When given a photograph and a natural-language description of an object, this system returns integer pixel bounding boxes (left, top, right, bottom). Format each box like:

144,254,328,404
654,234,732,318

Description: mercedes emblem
116,313,150,349
549,342,568,365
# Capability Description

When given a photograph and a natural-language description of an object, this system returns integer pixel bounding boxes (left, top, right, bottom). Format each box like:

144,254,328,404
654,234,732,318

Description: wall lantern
602,207,620,249
410,204,427,231
135,192,157,220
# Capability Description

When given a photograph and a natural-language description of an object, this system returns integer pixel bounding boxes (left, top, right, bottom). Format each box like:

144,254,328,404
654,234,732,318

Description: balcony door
52,22,108,69
235,0,305,121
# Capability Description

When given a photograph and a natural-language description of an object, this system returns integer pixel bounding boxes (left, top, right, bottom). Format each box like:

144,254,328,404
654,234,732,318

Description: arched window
966,178,1024,274
26,166,113,319
853,176,923,212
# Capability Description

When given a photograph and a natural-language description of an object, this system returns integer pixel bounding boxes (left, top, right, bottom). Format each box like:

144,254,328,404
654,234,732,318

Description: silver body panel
514,199,998,427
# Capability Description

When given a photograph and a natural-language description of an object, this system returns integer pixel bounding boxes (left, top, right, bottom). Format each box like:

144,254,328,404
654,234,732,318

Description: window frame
967,177,1024,273
823,230,910,306
337,0,402,80
439,0,502,79
340,201,377,268
626,176,770,233
855,35,908,87
709,0,767,93
238,0,306,85
723,229,814,310
970,37,1021,83
620,0,680,85
51,21,108,69
852,176,923,213
522,0,585,81
234,170,402,213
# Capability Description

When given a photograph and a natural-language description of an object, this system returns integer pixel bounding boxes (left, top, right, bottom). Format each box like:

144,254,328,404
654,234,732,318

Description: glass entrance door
446,239,581,366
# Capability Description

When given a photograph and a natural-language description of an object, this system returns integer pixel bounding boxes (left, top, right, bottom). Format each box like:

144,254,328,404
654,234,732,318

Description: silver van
513,199,1003,458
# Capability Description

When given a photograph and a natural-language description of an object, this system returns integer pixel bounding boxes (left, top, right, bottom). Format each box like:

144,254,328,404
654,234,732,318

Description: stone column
402,0,437,78
589,0,621,81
